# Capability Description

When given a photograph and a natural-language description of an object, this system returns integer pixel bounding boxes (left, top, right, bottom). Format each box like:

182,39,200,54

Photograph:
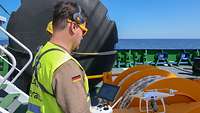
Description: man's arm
52,60,90,113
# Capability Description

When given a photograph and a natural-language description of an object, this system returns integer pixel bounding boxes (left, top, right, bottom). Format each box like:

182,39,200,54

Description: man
27,1,90,113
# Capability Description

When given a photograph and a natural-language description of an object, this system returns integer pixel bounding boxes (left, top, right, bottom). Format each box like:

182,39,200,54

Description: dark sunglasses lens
83,31,86,36
79,18,85,24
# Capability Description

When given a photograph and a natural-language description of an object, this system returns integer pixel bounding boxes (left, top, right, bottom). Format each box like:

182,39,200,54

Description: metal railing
0,45,16,84
0,16,33,84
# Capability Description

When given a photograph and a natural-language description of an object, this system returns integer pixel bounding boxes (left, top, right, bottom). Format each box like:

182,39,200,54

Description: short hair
52,1,87,30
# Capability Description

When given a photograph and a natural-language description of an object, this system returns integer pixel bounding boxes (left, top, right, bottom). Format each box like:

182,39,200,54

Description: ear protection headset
69,5,88,36
72,5,85,24
46,4,87,34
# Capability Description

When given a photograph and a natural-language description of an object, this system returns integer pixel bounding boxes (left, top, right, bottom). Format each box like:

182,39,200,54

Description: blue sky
0,0,20,39
1,0,200,39
102,0,200,39
0,0,20,26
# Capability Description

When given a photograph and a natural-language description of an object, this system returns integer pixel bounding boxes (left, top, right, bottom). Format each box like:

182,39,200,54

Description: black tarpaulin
7,0,118,93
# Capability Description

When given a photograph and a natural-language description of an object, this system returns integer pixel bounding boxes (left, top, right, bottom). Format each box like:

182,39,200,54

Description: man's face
69,21,88,51
69,22,86,50
74,26,84,49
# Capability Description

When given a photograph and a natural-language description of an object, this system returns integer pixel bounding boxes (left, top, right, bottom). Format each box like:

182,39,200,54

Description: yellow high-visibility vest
27,42,89,113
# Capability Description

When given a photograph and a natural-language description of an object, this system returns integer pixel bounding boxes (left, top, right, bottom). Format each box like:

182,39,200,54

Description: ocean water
116,39,200,50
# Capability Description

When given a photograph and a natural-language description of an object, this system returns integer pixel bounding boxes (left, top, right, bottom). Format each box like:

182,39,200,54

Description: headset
46,4,87,34
70,5,88,36
72,5,85,24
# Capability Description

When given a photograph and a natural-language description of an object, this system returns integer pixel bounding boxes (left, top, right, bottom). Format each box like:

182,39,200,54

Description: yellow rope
87,74,104,79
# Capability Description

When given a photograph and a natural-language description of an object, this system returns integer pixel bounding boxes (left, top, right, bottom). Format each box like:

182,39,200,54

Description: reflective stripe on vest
28,103,41,113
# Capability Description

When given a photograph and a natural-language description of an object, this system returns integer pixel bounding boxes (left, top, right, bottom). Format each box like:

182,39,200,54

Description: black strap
33,48,65,97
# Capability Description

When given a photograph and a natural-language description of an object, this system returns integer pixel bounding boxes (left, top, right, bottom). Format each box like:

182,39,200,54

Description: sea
116,39,200,50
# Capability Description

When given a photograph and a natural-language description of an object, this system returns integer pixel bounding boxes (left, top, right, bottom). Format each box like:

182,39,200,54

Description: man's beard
72,41,80,51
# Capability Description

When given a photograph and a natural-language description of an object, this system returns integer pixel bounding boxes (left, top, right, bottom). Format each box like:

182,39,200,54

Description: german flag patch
72,75,81,83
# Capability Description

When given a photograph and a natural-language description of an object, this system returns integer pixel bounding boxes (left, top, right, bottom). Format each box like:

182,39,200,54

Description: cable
0,4,10,16
72,50,117,56
171,65,192,73
7,46,28,55
7,46,117,56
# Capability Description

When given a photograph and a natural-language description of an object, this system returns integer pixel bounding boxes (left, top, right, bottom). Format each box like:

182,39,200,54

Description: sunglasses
67,18,88,36
46,18,88,36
